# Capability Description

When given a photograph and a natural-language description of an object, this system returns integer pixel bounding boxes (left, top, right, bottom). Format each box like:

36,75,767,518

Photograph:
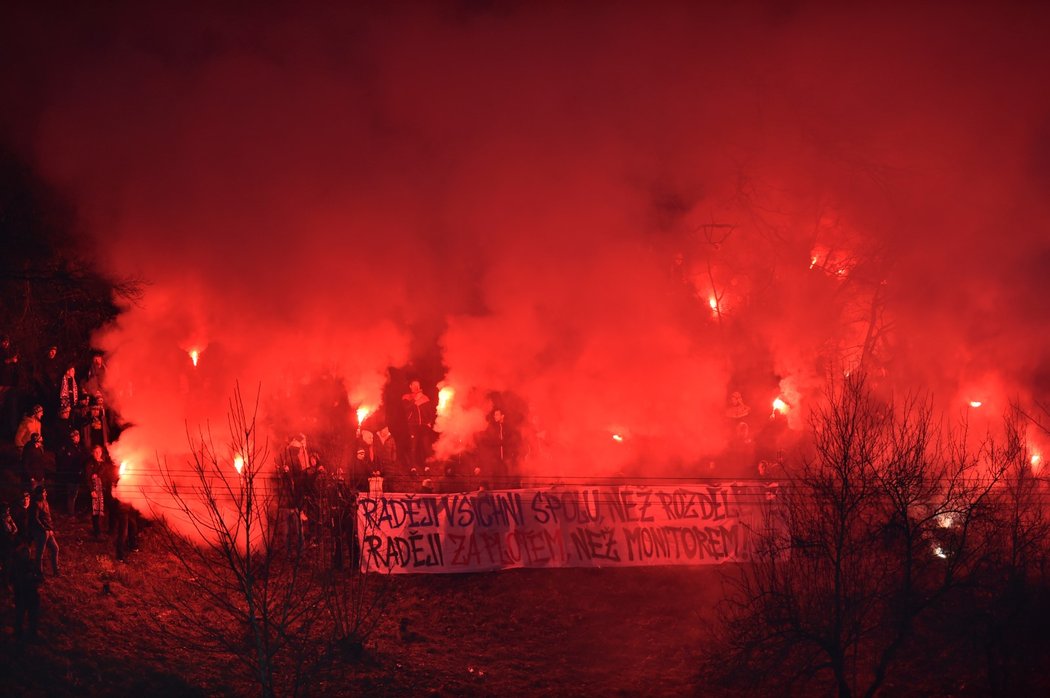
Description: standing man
478,408,521,489
28,486,59,577
86,445,116,537
57,429,88,515
401,380,435,476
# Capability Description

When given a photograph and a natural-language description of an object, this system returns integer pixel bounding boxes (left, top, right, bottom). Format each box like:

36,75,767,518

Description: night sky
3,1,1050,482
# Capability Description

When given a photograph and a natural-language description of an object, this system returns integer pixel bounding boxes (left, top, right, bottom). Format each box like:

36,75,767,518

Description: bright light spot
119,460,128,477
937,513,955,529
1031,454,1042,469
356,405,371,425
809,256,818,269
932,545,948,559
612,434,624,443
772,397,788,415
437,386,455,416
708,295,720,318
189,349,200,367
969,401,982,408
233,454,244,475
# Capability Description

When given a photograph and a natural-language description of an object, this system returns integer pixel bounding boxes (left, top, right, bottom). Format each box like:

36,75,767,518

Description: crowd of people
0,326,788,631
269,380,524,568
0,334,137,641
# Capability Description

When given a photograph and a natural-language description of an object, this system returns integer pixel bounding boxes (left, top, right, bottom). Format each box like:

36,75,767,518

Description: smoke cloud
3,2,1050,485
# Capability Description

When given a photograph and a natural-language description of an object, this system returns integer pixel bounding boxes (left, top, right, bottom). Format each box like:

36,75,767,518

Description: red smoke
1,2,1049,488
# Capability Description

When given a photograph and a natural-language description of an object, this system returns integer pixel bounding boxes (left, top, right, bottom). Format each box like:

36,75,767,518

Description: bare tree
148,384,324,697
141,384,396,695
951,409,1050,694
708,374,1008,697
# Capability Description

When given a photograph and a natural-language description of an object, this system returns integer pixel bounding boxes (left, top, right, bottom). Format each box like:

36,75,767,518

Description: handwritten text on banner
357,483,776,573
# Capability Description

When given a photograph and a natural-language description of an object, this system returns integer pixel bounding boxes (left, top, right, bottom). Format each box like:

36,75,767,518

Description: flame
809,246,826,269
356,405,371,426
437,386,454,416
1031,453,1042,469
772,397,788,415
189,349,200,367
233,454,244,475
119,460,128,477
932,545,948,559
708,296,719,317
969,400,982,408
612,433,624,443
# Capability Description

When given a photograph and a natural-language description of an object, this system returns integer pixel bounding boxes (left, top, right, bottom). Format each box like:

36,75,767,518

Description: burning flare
437,386,455,417
189,349,200,367
233,454,244,475
611,433,624,443
772,397,789,415
969,400,983,408
119,460,128,477
356,405,372,426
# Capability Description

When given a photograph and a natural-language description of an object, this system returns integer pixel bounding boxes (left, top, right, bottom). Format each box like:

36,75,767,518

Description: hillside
0,510,725,696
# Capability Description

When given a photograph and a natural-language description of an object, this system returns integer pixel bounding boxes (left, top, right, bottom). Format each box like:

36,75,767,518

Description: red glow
18,2,1050,516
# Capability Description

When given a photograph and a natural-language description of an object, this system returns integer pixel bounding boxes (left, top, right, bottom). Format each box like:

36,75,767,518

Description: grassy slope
0,511,724,697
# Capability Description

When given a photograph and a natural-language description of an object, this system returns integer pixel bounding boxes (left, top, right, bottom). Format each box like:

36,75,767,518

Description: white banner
357,483,777,573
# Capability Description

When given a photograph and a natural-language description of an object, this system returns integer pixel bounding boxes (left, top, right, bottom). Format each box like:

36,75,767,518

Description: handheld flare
437,386,455,417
